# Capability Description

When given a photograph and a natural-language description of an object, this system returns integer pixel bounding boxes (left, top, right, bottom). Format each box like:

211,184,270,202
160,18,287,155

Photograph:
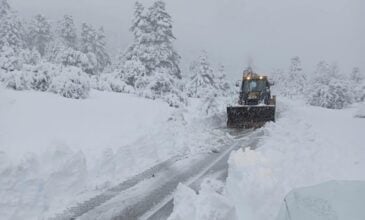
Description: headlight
248,94,258,99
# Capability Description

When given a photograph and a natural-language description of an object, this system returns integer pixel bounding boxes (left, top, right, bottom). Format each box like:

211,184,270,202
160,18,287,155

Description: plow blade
227,105,275,128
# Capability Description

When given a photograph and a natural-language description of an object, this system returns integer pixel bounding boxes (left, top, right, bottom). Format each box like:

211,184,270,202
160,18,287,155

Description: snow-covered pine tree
120,2,148,69
121,1,180,80
0,0,25,51
307,61,353,109
0,0,10,19
80,23,96,53
95,27,111,72
57,15,78,49
28,14,52,56
117,1,184,106
122,57,147,87
130,1,145,41
350,67,365,102
80,24,110,74
80,23,97,74
350,67,364,84
146,0,181,79
186,51,217,98
0,0,26,74
142,67,186,107
0,45,21,72
312,61,331,84
215,64,231,96
286,56,306,97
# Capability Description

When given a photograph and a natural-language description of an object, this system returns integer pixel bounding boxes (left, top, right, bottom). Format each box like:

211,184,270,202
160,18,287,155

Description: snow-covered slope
0,87,176,219
0,86,231,219
0,88,172,162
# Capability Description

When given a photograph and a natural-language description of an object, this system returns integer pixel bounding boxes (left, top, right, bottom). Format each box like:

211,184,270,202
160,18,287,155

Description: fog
11,0,365,78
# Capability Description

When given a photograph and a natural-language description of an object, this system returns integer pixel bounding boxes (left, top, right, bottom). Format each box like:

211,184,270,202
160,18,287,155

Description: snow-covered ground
355,102,365,118
0,86,228,219
2,85,364,220
169,98,365,220
0,87,170,219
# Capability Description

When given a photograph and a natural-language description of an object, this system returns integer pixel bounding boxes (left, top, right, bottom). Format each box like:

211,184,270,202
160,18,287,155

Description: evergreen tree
186,51,217,98
121,1,181,82
350,67,365,102
130,1,145,40
0,0,25,51
94,27,111,72
28,14,52,56
57,15,78,49
215,64,231,96
121,57,147,87
0,0,10,19
80,23,96,53
0,45,21,71
313,61,331,82
286,56,306,97
307,61,354,109
121,2,148,66
350,67,363,83
80,23,110,73
146,0,181,79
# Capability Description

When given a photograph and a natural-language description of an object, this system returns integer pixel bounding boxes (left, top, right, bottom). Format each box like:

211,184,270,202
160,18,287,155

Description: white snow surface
354,102,365,118
169,98,365,220
0,86,228,219
168,179,236,220
0,87,171,219
0,87,172,162
276,180,365,220
226,98,365,220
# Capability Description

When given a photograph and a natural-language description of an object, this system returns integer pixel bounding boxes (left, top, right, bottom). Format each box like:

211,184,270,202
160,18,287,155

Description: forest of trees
271,57,364,109
0,0,364,110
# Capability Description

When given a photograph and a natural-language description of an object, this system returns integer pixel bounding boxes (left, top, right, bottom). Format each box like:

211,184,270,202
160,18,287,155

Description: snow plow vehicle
227,69,276,128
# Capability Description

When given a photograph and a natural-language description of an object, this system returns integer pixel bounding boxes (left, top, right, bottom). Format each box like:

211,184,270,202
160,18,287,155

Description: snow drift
225,98,365,220
169,98,365,220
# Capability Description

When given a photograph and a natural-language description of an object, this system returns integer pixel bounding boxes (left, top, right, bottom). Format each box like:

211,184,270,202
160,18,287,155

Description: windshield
242,80,267,92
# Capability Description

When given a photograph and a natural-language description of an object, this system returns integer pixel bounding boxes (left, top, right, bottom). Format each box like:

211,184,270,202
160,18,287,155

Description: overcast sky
10,0,365,79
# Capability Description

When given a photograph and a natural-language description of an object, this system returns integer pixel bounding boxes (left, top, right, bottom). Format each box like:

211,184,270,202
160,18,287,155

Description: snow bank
276,180,365,220
226,98,365,220
0,86,231,219
0,87,173,219
0,88,172,162
354,102,365,118
168,179,236,220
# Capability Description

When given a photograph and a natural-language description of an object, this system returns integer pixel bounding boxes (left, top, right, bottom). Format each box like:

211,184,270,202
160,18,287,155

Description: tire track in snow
143,130,261,220
52,129,258,220
51,155,185,220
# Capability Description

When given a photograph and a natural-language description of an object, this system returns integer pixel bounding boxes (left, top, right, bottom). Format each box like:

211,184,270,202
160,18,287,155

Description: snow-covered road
51,129,259,220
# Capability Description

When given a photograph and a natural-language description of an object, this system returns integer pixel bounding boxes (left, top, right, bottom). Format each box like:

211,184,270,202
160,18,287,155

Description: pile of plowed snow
355,102,365,118
169,98,365,220
0,88,175,219
0,87,230,219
